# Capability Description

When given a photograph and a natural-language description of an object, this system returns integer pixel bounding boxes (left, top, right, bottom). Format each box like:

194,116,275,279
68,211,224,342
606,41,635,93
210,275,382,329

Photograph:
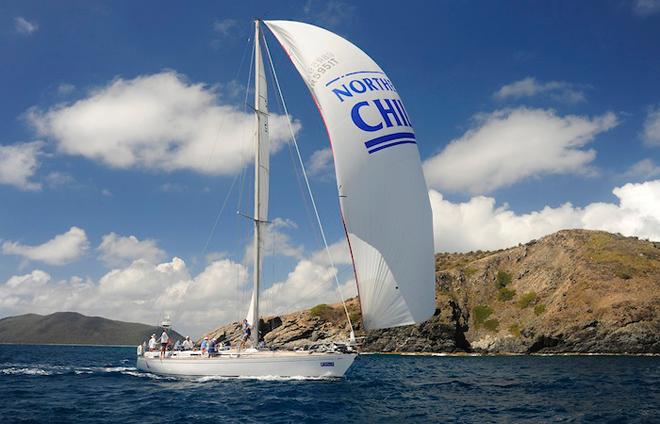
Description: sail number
308,53,339,88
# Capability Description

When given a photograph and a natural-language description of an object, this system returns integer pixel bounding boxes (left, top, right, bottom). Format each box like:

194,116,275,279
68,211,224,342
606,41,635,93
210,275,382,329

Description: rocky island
207,229,659,354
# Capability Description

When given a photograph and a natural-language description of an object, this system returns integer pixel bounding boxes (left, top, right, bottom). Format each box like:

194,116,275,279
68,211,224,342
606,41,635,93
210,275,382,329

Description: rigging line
203,35,253,173
262,31,354,332
202,35,256,259
262,51,324,255
236,38,256,214
169,37,254,328
200,171,242,257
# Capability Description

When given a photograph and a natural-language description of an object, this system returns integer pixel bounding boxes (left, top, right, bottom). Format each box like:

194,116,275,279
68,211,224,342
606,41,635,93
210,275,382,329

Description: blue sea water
0,345,658,423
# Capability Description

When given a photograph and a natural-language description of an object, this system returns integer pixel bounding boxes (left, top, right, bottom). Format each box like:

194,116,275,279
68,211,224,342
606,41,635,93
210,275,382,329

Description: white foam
193,374,333,383
1,367,55,376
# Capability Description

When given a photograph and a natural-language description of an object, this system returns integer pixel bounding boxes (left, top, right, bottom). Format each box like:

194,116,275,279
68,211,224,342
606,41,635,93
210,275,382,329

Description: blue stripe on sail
325,76,342,86
344,70,384,77
324,71,385,87
364,132,416,149
368,140,417,154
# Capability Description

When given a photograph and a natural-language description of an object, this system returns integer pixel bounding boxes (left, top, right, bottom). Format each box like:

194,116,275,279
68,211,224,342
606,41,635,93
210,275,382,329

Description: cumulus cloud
0,141,43,191
98,233,167,267
1,227,89,265
307,147,335,180
430,179,660,252
27,71,300,175
642,106,660,146
423,108,618,194
0,252,352,337
262,259,356,317
259,235,356,317
14,17,38,35
494,77,586,103
0,257,251,336
632,0,660,16
243,218,305,263
0,231,358,336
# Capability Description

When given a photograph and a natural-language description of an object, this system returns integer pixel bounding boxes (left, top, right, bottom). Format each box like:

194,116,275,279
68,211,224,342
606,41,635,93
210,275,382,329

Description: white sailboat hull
136,351,356,378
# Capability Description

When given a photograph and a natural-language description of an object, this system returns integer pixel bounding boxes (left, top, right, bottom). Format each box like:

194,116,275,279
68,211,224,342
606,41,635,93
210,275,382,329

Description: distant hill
207,229,660,354
0,312,183,346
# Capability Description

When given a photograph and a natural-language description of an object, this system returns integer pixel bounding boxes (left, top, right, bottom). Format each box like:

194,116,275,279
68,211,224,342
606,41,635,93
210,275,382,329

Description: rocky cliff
207,230,660,354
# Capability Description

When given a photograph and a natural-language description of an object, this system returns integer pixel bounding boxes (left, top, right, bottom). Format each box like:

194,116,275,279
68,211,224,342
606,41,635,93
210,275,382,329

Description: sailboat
136,19,435,378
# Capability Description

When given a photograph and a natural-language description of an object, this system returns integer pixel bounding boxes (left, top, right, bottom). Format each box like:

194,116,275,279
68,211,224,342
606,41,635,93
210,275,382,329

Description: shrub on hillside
534,304,546,316
310,304,334,321
483,319,499,332
517,292,537,309
508,323,521,337
498,287,516,301
497,270,512,288
473,305,493,328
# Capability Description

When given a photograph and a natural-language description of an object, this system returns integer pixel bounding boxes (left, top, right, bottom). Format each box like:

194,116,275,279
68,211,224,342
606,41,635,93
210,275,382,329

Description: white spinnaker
265,20,435,330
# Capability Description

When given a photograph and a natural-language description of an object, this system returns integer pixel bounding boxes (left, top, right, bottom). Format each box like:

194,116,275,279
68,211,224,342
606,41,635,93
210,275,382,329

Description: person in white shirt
148,334,157,351
182,336,194,351
159,330,169,358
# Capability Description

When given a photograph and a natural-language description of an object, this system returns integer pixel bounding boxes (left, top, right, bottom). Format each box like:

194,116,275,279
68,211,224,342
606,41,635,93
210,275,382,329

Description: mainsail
247,21,269,336
265,20,435,329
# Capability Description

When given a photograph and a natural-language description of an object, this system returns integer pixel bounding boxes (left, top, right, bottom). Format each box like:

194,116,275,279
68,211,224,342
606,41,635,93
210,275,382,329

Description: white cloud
632,0,660,16
0,141,43,191
262,260,353,316
260,236,356,316
98,233,166,267
0,257,251,337
243,218,305,263
624,159,660,179
303,0,356,28
212,19,238,36
423,108,617,194
307,147,335,180
642,106,660,146
44,171,74,188
1,227,89,265
494,77,586,103
28,71,300,175
309,237,352,267
430,179,660,252
0,233,358,336
57,83,75,96
14,17,38,35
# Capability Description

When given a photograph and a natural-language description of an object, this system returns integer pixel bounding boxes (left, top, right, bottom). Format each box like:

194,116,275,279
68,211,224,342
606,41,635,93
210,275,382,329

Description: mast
251,19,269,348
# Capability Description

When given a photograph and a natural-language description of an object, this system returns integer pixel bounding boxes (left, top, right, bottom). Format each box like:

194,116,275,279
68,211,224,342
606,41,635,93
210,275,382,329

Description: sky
1,0,659,336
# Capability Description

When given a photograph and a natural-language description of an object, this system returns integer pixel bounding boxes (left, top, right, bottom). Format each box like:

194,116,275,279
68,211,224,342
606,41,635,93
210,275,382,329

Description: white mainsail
247,21,269,337
264,20,435,330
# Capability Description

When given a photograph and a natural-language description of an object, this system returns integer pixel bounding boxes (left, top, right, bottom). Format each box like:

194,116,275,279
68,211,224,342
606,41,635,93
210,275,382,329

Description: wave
1,367,56,376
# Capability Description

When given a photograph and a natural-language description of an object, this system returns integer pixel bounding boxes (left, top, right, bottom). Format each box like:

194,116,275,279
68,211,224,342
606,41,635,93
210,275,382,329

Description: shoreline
1,343,658,356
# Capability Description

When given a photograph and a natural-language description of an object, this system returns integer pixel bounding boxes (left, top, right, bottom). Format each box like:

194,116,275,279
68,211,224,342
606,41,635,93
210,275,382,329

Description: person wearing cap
148,334,157,351
182,336,194,351
240,319,251,350
201,336,209,355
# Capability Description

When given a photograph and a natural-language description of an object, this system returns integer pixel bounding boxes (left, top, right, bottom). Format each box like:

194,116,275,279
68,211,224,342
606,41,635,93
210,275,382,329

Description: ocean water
0,345,658,423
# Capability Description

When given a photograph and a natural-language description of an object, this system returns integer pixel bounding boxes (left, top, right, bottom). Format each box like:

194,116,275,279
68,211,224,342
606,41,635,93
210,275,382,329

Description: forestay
264,20,435,329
